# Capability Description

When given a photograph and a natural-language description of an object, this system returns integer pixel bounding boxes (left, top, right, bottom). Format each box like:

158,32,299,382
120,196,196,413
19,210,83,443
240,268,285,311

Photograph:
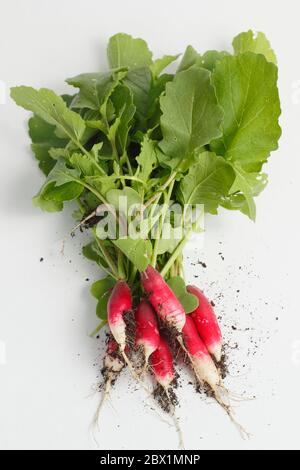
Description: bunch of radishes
100,264,236,435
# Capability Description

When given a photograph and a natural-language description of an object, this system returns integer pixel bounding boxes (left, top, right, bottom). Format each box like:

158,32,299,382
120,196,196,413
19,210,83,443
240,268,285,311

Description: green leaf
110,85,136,152
232,30,277,64
32,160,84,210
69,152,105,177
199,50,230,71
96,291,111,320
28,115,68,175
107,33,152,69
159,67,223,169
82,242,101,264
91,276,115,299
48,147,69,160
156,222,182,255
85,175,117,196
211,53,281,171
177,151,235,214
167,276,199,313
32,182,63,212
82,241,110,270
113,238,152,272
43,181,83,202
66,72,116,110
48,159,81,186
136,136,157,183
151,55,179,77
177,45,200,72
106,187,142,212
228,163,268,220
124,67,152,121
147,73,174,121
11,86,86,142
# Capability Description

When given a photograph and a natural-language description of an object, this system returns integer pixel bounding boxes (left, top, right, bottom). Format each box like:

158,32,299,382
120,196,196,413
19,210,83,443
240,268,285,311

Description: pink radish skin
107,281,132,352
150,337,175,389
104,337,125,374
182,315,220,390
141,265,186,333
135,300,160,363
187,285,222,362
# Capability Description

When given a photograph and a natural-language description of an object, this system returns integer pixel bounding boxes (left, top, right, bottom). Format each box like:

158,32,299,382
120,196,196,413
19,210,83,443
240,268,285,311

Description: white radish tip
209,342,222,363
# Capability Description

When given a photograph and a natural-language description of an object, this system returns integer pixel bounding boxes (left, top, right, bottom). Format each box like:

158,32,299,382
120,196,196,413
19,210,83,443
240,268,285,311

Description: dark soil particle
210,300,215,307
82,214,101,229
217,351,229,380
123,310,136,352
85,278,90,282
153,383,178,413
39,257,44,262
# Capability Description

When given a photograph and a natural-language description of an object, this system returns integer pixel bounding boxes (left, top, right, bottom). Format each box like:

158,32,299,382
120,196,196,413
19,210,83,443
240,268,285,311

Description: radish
135,299,160,366
182,315,220,389
187,285,222,362
107,281,132,352
107,280,157,397
181,316,248,437
150,337,184,448
150,337,175,390
93,335,125,430
141,265,186,333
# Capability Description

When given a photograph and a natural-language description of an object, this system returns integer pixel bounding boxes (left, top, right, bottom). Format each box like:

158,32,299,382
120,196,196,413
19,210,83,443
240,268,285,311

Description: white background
1,0,300,450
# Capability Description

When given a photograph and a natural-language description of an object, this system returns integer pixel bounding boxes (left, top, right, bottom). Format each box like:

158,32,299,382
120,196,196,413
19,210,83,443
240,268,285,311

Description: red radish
181,316,247,437
150,337,175,389
107,281,132,352
107,281,156,398
104,336,126,375
187,285,222,362
182,315,220,389
141,265,186,333
135,300,160,364
150,337,184,448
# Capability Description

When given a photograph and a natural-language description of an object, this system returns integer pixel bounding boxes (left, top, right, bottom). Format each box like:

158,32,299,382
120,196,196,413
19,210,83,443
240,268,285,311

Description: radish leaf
177,151,235,214
11,86,86,142
211,53,281,171
233,30,277,64
160,67,223,169
107,33,153,70
167,276,199,313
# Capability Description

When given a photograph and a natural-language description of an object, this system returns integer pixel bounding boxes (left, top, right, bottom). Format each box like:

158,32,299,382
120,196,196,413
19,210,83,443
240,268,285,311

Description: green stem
117,250,126,280
89,320,107,337
75,141,106,176
151,180,175,267
94,236,119,279
144,171,177,209
160,216,202,278
111,137,119,161
128,265,137,286
124,153,133,175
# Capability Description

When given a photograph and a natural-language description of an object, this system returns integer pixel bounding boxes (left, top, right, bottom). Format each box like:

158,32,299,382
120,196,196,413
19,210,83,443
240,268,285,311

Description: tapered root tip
209,342,222,363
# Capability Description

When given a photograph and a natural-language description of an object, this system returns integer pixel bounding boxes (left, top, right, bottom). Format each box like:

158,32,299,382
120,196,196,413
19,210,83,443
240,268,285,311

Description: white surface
0,0,300,450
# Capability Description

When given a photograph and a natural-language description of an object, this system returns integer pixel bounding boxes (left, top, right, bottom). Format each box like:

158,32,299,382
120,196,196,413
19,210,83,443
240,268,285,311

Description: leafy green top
11,31,281,324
